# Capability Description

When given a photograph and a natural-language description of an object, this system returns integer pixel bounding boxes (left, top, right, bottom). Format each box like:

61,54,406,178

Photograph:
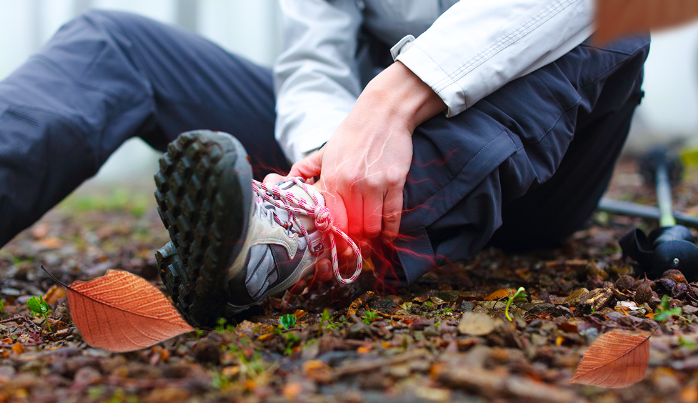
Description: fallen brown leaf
347,291,375,317
596,0,698,44
36,237,62,250
44,285,67,305
30,223,49,239
42,266,193,352
570,329,651,388
292,309,308,319
11,343,23,355
484,289,513,301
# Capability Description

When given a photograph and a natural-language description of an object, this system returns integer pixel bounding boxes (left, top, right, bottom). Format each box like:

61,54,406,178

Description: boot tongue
285,180,325,232
272,179,325,234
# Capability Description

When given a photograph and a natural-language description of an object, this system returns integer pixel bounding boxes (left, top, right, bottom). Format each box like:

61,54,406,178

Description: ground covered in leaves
0,159,697,403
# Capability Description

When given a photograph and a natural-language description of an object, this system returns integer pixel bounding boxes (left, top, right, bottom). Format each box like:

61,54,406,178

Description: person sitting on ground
0,1,649,327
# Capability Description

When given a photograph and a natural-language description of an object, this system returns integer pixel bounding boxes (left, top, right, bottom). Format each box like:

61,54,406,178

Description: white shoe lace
251,178,363,285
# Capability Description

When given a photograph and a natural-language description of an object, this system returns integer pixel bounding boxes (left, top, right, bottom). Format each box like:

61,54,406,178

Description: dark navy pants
0,10,650,285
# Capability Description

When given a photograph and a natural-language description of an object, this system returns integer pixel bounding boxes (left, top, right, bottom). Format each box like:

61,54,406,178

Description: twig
0,340,45,348
21,314,42,334
373,311,416,321
0,315,24,324
334,349,428,377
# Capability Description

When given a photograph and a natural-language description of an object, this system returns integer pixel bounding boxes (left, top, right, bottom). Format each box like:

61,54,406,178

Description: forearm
355,62,446,133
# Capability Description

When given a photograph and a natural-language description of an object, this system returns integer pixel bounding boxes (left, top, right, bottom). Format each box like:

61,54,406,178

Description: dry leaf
36,237,62,250
42,266,193,352
11,343,23,355
484,289,513,301
30,223,49,239
44,285,67,305
293,309,308,319
302,360,333,383
570,329,651,388
282,383,303,400
596,0,698,44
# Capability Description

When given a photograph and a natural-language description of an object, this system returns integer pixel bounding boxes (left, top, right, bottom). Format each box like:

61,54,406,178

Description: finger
316,177,349,236
363,193,383,239
263,173,286,185
360,240,373,259
382,187,403,243
289,278,307,295
288,148,324,179
314,258,334,282
341,245,353,259
346,190,363,240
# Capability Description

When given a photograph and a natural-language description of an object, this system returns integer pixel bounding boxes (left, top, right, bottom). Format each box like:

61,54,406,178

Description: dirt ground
0,158,697,403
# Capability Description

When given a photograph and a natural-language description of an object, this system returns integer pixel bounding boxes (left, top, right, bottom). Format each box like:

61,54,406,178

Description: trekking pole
619,147,698,281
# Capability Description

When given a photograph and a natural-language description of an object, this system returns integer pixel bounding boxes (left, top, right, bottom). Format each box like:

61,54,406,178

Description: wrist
360,61,446,131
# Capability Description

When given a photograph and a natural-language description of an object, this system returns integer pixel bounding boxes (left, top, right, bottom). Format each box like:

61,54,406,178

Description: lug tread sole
154,131,244,327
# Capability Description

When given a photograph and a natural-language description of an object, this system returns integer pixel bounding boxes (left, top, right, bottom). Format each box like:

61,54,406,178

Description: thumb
288,148,324,179
263,173,287,185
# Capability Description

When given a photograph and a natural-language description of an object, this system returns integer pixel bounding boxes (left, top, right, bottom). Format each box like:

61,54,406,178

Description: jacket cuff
393,36,466,118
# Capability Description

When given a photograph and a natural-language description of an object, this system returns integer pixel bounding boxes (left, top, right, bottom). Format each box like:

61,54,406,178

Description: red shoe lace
251,178,363,284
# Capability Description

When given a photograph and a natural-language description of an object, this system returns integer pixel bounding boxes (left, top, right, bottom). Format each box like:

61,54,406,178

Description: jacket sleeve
393,0,595,117
274,0,363,163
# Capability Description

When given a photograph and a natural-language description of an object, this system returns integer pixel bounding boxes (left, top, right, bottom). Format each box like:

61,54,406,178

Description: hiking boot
154,130,362,327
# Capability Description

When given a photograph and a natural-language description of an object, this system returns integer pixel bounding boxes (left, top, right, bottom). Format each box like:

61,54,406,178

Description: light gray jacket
274,0,594,162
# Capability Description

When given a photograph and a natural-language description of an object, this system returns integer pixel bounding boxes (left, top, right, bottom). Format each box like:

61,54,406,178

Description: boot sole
154,130,253,327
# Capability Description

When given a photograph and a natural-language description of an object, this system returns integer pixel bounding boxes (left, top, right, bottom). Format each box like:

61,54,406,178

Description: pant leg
487,89,642,252
392,35,650,284
0,10,286,248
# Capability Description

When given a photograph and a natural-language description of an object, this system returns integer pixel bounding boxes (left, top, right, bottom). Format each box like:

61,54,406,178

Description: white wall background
627,22,698,152
0,0,696,184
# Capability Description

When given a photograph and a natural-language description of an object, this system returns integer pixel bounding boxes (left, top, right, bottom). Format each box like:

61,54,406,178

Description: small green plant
214,317,236,333
279,313,297,330
212,372,231,389
505,287,527,322
318,309,338,336
87,386,106,400
284,332,300,356
27,295,52,332
679,336,697,349
0,300,5,315
226,343,268,380
654,295,684,322
362,309,379,324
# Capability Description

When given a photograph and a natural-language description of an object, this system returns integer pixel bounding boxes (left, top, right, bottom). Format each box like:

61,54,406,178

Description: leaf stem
40,265,70,289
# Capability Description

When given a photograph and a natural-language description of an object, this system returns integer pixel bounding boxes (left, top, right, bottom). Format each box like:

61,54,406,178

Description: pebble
459,301,475,313
635,282,654,304
1,288,20,297
458,312,498,336
615,275,636,291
